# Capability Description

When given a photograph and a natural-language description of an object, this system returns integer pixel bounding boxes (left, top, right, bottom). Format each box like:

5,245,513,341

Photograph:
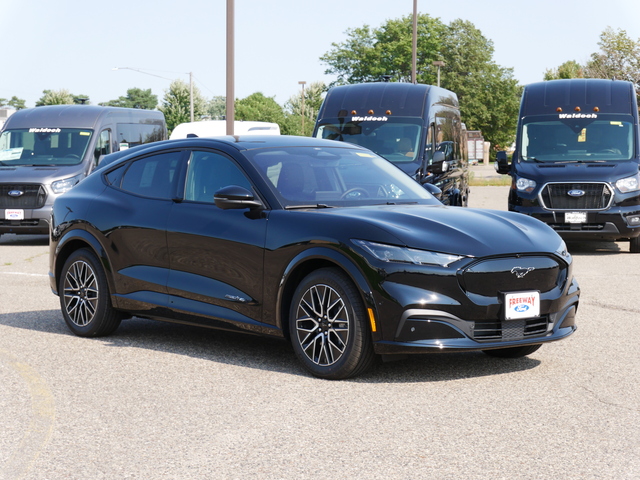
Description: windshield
0,128,93,166
520,114,635,162
247,146,439,208
315,117,423,164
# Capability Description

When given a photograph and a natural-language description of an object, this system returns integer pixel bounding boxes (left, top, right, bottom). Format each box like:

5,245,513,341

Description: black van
313,82,469,206
0,105,167,237
495,79,640,252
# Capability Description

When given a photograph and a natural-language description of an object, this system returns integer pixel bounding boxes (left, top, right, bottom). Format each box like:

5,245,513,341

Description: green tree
36,89,77,106
0,96,27,109
159,79,207,134
206,96,226,120
284,81,326,136
440,19,521,150
236,92,286,127
320,14,445,85
585,27,640,91
101,88,158,109
543,60,584,80
320,15,521,151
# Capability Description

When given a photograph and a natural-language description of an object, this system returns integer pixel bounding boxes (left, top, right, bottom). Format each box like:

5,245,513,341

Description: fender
275,245,381,340
50,227,115,298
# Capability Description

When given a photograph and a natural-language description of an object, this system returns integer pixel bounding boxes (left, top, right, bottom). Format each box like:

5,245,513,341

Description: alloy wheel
294,283,350,366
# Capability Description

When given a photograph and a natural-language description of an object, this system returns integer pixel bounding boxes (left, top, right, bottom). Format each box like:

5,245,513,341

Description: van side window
120,151,182,200
184,150,252,203
94,130,111,166
117,123,165,149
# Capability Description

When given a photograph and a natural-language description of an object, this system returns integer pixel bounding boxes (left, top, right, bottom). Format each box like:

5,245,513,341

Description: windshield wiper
521,156,543,163
284,204,335,210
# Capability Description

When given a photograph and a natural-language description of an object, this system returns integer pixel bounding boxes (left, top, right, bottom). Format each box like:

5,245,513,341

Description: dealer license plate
565,211,587,223
5,209,24,221
504,291,540,320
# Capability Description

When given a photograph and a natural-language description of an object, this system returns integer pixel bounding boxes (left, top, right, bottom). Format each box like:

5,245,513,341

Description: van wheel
289,268,375,379
59,249,122,337
630,236,640,253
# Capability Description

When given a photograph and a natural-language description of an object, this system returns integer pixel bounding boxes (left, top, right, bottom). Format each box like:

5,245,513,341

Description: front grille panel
461,256,563,296
474,316,549,341
0,184,47,209
540,182,612,210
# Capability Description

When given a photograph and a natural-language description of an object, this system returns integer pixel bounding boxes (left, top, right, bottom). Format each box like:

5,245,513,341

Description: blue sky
2,0,640,108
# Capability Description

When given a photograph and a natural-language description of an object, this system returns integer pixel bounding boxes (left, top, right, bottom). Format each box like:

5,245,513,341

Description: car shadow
0,234,49,246
567,239,627,255
1,309,542,383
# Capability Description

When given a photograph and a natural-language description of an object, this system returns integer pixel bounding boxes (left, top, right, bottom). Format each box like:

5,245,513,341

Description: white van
169,120,280,139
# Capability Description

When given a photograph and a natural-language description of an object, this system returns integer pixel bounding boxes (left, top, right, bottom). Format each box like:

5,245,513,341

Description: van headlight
516,177,537,193
51,174,84,194
616,173,640,193
352,240,463,267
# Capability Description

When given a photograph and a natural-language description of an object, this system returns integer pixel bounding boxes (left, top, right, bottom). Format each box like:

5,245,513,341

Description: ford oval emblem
567,189,585,197
8,190,24,197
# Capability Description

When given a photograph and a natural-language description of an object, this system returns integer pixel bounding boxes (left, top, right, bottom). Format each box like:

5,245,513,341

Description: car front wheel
59,248,122,337
289,268,375,379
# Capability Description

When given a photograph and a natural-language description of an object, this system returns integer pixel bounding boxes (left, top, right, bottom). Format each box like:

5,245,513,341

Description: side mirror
422,182,443,200
495,151,510,174
214,185,263,210
427,151,449,174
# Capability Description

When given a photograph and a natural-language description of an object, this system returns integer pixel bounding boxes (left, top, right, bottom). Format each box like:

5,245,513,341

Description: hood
323,205,563,258
514,159,639,183
0,164,84,184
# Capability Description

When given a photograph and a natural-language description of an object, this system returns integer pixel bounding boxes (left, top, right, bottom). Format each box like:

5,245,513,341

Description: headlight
516,177,536,193
51,174,84,194
616,173,640,193
352,239,463,267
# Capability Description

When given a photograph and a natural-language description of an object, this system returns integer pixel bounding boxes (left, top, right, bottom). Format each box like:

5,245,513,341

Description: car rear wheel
482,344,542,358
59,248,122,337
289,268,375,379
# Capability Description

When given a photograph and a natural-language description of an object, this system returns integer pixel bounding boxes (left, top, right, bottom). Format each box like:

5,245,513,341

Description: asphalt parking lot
0,185,638,480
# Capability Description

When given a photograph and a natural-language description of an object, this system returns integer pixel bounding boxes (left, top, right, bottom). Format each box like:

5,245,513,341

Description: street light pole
298,81,306,134
432,61,445,87
226,0,235,135
412,0,417,84
113,66,194,120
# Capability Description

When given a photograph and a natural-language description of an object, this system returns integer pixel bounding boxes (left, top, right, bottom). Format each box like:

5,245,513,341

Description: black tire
630,235,640,253
289,268,375,379
483,344,542,358
59,248,122,337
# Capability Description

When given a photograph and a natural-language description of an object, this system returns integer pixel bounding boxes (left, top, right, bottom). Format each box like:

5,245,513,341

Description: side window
184,150,252,203
120,151,182,200
426,123,436,166
94,129,111,166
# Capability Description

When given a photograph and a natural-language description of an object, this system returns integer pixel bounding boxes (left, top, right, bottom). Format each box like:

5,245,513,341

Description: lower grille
0,184,47,209
540,182,612,210
549,223,605,232
474,316,549,341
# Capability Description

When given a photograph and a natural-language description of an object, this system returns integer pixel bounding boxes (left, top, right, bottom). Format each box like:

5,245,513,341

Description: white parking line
0,272,48,277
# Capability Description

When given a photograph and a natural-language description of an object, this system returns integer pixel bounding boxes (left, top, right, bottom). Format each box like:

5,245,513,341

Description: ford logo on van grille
8,190,24,197
567,189,585,197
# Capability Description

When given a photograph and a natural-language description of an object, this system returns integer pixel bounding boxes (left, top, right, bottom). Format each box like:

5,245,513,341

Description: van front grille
540,182,612,210
0,184,47,209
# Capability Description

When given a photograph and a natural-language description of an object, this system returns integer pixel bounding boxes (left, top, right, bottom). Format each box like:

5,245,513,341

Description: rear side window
120,151,182,199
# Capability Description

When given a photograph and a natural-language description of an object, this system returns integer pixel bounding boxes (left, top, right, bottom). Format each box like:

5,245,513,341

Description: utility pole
226,0,235,135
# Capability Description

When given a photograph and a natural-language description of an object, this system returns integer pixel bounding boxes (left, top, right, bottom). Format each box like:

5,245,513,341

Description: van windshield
315,117,423,164
0,128,93,166
520,114,635,162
